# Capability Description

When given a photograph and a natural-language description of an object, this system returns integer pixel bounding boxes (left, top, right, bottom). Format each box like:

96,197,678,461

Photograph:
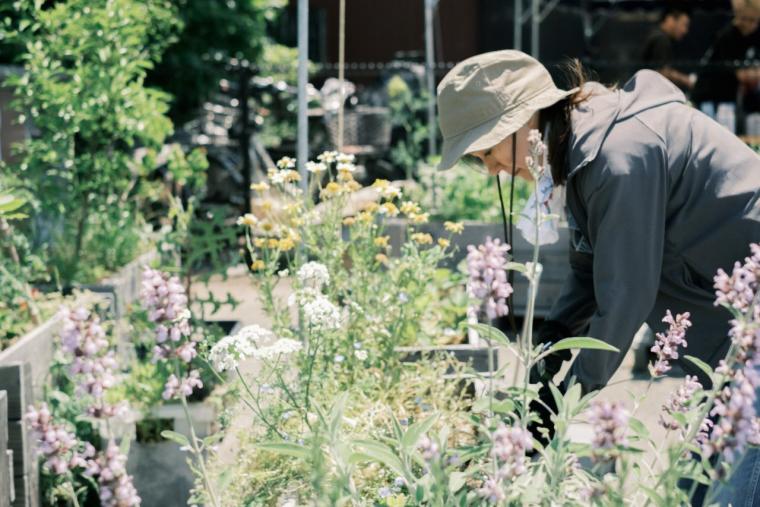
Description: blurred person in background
693,0,760,111
640,6,695,91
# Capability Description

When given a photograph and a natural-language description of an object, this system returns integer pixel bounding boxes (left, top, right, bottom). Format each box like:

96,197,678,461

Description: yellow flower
374,236,390,248
357,211,374,224
278,237,296,251
444,221,464,234
362,202,379,213
236,214,257,226
290,217,304,227
260,201,273,213
267,238,280,249
260,221,275,233
375,253,389,264
411,232,433,245
409,212,429,224
253,238,266,248
380,202,400,217
250,181,270,193
284,202,302,214
344,180,362,192
342,216,356,226
400,201,421,215
337,169,355,182
251,260,266,271
283,170,301,183
371,179,390,190
437,238,450,248
321,182,343,199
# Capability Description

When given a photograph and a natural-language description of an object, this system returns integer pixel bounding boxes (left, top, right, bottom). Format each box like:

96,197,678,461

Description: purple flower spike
650,310,692,376
466,236,513,321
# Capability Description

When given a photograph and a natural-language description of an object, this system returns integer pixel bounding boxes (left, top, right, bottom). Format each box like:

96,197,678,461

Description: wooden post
0,363,37,507
0,390,11,506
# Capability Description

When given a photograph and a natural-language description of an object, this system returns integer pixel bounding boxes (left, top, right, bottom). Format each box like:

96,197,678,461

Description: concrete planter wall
127,400,218,507
383,219,570,318
126,319,239,507
0,250,156,507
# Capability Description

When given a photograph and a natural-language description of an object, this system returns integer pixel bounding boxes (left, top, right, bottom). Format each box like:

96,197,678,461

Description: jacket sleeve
565,124,668,392
547,247,596,336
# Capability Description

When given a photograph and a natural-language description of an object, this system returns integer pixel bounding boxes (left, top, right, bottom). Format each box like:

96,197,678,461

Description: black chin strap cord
495,132,518,337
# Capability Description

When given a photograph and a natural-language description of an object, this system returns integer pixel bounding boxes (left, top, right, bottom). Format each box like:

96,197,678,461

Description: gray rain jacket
550,69,760,391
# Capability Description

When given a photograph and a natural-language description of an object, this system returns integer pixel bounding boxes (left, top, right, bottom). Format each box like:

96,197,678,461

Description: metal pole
425,0,437,205
337,0,346,151
514,0,522,50
297,0,308,193
531,0,539,58
239,64,252,213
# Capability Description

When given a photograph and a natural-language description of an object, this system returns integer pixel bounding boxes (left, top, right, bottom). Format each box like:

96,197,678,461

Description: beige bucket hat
437,50,577,170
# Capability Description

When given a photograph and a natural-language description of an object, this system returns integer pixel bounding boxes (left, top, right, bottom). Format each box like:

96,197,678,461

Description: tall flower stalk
139,267,219,507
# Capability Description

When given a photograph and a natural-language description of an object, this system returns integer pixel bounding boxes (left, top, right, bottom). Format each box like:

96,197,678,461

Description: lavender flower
477,477,506,504
141,268,203,400
26,403,89,475
491,423,533,480
650,310,691,376
162,370,203,401
714,243,760,316
417,435,439,462
59,307,123,417
525,129,547,179
660,375,702,431
587,400,629,459
86,441,140,506
703,365,760,464
466,236,513,321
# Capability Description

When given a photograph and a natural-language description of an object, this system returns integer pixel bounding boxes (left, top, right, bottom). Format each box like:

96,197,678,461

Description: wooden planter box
383,219,570,318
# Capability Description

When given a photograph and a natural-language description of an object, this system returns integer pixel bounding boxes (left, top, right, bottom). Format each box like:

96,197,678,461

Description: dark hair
538,59,592,186
660,7,690,22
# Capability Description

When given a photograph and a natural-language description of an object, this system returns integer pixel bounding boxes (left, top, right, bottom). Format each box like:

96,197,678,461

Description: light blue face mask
516,170,561,246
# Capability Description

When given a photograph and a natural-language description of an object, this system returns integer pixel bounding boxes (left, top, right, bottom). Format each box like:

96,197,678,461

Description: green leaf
640,486,665,505
505,262,527,274
352,439,406,477
161,430,190,447
402,414,438,451
329,392,349,438
448,471,466,493
0,195,25,213
466,322,511,347
256,442,310,460
683,355,713,378
628,417,649,438
547,337,619,354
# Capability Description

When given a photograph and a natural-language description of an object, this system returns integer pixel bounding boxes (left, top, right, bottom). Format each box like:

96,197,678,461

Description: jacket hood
566,69,686,178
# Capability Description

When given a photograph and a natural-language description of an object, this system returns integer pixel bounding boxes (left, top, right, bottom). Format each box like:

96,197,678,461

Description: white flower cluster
208,324,303,371
297,261,330,290
302,296,342,332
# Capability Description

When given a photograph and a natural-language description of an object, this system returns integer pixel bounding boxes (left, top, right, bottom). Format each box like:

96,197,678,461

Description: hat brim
438,87,577,170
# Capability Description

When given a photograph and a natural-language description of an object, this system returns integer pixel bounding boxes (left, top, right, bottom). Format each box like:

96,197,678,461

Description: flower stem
179,392,220,507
